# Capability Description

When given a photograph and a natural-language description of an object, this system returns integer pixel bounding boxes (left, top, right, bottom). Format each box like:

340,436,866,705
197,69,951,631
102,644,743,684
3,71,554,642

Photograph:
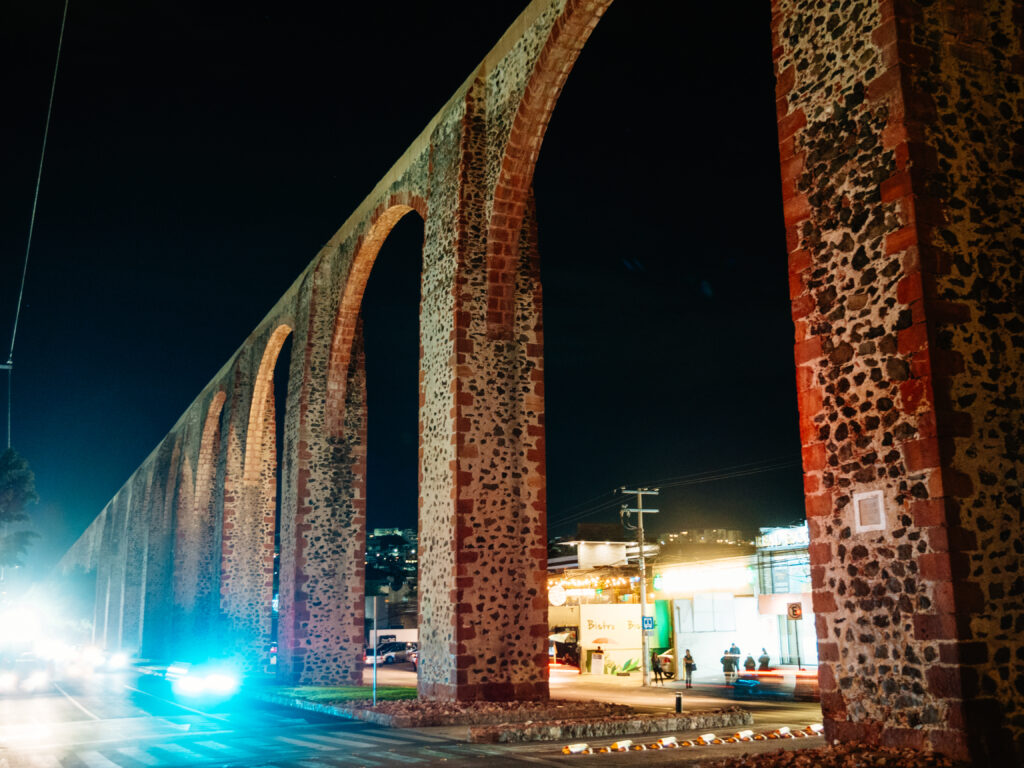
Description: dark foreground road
0,669,821,768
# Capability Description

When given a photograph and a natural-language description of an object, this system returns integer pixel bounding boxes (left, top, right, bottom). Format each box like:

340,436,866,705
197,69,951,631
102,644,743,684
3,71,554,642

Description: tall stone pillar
416,86,549,702
278,311,367,686
774,1,1024,763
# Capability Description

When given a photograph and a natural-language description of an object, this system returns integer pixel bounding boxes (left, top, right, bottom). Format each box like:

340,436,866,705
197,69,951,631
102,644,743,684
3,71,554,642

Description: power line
550,458,800,529
5,0,70,449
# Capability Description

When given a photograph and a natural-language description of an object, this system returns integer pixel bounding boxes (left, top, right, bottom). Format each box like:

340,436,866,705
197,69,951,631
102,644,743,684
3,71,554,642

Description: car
165,660,241,698
656,651,675,676
0,653,52,695
364,641,416,664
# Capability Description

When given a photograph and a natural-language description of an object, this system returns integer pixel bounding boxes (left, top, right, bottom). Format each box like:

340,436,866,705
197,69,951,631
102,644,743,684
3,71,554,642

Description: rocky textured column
219,329,285,671
141,439,179,659
773,0,1024,763
414,79,548,701
121,470,150,654
277,306,367,686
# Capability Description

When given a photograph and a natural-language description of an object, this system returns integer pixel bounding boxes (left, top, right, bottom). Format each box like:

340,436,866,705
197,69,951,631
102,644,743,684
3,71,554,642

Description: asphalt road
0,667,824,768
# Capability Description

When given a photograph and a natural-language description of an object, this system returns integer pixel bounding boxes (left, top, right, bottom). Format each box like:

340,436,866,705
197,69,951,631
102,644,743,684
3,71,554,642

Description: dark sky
1,1,802,586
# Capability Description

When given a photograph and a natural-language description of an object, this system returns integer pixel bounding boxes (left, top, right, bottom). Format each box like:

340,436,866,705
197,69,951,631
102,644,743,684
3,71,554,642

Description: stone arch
326,199,426,435
484,0,613,339
196,391,227,514
244,324,294,484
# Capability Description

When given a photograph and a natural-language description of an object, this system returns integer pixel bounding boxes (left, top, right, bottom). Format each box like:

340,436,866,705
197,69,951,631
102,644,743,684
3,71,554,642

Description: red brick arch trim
195,391,226,512
243,324,294,485
485,0,612,339
326,198,426,437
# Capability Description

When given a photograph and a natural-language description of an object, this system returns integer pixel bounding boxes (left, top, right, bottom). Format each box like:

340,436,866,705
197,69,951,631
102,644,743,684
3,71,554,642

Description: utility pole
621,487,658,687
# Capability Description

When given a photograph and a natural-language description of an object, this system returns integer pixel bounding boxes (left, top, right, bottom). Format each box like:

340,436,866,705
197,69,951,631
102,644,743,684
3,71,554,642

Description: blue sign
642,616,654,630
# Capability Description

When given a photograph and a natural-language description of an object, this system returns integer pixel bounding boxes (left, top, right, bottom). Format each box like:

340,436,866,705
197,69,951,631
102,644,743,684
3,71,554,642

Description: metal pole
636,490,651,688
372,596,378,705
622,487,658,687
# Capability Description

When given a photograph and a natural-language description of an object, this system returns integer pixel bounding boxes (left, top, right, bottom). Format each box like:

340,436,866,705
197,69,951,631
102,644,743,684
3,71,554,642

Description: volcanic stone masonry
54,1,1022,763
774,0,1023,764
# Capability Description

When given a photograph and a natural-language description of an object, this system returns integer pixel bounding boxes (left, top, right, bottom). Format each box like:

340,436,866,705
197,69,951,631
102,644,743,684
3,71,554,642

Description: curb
252,692,754,744
468,709,755,744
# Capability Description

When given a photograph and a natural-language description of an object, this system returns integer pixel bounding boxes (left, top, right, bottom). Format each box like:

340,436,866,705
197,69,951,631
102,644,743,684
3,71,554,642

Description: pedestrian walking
758,648,771,671
651,651,664,685
683,649,695,688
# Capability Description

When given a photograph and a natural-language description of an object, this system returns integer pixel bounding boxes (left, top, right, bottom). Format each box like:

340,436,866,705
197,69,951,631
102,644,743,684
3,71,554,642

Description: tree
0,449,39,569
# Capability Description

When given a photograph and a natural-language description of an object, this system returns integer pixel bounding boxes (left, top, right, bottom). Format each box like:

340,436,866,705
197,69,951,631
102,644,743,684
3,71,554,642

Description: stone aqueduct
58,0,1022,764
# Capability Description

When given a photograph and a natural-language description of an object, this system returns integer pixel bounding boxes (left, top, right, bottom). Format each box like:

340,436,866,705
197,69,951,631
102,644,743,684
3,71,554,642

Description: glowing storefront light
655,558,754,595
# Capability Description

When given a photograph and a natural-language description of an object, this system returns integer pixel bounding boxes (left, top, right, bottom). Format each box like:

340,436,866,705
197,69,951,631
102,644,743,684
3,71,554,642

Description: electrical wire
5,0,70,449
550,457,802,530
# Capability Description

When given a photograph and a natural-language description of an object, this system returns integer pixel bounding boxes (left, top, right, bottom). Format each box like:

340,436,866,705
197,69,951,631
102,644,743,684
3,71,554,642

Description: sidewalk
353,663,821,738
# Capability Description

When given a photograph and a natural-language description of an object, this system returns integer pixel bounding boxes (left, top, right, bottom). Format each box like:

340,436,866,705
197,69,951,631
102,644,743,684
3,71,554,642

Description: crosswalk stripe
300,732,398,749
147,743,212,762
192,739,254,757
76,752,121,768
114,747,160,766
276,735,344,751
25,755,62,768
373,732,450,744
377,753,427,765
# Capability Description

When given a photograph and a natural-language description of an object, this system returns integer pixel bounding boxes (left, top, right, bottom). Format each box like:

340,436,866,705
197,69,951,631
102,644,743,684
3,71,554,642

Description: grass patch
275,685,417,703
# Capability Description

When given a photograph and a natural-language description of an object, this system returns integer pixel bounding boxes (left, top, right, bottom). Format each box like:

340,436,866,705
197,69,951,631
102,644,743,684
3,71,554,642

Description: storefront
755,525,816,667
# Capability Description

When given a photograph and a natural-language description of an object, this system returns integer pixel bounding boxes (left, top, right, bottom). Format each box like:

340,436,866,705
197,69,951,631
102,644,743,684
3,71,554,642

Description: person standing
758,648,771,671
743,654,756,672
721,649,736,683
683,649,695,688
651,651,664,685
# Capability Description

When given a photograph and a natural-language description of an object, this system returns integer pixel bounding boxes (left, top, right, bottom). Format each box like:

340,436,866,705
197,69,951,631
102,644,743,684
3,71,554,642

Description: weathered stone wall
774,0,1024,763
55,0,610,701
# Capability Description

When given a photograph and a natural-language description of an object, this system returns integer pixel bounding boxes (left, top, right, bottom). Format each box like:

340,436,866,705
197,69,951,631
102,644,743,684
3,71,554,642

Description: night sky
1,1,802,586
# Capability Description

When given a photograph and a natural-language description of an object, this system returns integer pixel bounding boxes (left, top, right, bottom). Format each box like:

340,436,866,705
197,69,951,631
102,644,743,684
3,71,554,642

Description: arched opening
270,333,293,657
490,3,807,683
321,201,425,684
234,322,293,667
361,212,424,642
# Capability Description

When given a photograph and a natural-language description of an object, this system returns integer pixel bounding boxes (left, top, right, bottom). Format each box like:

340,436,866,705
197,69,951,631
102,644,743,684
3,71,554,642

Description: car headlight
23,671,49,692
108,652,129,669
204,673,239,695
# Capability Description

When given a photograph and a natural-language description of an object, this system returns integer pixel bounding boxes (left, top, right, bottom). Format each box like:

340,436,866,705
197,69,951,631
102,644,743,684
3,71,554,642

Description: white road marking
114,747,161,766
299,732,395,749
274,735,344,751
148,742,210,760
20,755,61,768
76,751,122,768
193,739,253,757
54,683,102,721
121,685,230,723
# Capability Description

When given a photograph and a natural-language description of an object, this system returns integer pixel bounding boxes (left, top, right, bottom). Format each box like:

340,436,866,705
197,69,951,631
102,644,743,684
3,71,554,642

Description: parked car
656,651,675,677
365,641,417,664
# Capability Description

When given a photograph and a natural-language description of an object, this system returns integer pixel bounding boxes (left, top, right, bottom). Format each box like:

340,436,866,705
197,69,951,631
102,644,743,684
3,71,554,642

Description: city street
0,666,823,768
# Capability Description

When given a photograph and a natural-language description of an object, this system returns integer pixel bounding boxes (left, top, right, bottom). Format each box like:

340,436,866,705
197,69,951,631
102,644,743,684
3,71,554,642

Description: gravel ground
704,742,967,767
